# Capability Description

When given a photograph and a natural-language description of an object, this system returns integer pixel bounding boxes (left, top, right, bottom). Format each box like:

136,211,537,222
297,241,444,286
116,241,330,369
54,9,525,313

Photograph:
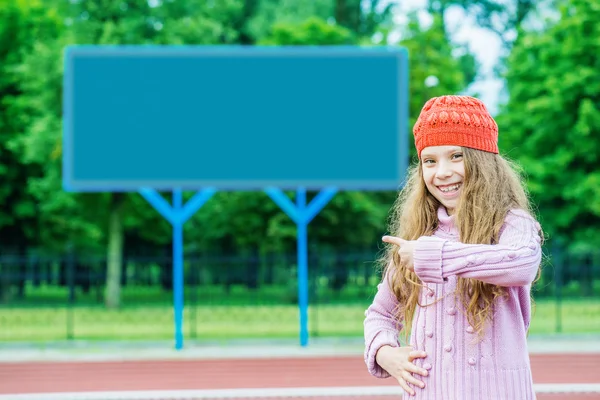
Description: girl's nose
436,163,453,178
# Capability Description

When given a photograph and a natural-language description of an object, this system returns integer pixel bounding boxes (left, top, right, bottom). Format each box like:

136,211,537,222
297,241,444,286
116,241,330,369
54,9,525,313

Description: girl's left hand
382,236,416,271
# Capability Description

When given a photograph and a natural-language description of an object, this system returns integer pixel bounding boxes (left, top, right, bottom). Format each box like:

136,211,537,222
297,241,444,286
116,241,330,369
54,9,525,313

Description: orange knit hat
413,95,498,158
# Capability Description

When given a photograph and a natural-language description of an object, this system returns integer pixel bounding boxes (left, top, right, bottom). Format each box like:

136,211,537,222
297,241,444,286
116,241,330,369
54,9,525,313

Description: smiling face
420,145,465,215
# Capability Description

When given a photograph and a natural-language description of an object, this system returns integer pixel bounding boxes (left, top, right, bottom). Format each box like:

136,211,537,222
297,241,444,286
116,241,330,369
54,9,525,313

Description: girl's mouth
437,183,462,198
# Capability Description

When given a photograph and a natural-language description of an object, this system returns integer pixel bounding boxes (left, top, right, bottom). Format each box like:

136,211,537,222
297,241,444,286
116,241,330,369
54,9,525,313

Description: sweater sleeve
413,210,542,287
363,270,402,378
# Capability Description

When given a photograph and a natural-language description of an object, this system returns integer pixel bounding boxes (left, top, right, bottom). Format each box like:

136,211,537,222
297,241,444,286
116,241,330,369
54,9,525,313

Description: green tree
246,0,334,41
426,0,540,49
259,16,354,45
11,0,251,307
498,0,600,250
0,0,64,300
5,0,479,302
246,0,393,42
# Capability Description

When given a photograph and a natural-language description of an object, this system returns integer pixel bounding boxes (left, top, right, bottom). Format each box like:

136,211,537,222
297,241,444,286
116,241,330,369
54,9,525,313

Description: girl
364,95,543,399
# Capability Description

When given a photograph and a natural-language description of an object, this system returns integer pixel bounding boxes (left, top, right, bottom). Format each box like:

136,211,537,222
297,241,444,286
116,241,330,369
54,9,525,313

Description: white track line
535,384,600,393
2,384,600,399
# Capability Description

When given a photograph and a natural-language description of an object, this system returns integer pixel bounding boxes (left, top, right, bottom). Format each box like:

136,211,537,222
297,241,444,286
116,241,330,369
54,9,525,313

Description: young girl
364,95,543,399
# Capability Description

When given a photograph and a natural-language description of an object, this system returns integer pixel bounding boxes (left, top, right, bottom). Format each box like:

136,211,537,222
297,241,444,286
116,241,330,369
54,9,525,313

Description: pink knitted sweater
364,207,542,399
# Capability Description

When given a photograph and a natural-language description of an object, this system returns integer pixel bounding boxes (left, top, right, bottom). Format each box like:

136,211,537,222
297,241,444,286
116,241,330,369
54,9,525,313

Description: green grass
7,282,380,306
1,299,599,342
528,299,600,334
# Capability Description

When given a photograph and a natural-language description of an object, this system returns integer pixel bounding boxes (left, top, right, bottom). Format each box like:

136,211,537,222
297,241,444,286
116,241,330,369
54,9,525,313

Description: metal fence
0,243,598,343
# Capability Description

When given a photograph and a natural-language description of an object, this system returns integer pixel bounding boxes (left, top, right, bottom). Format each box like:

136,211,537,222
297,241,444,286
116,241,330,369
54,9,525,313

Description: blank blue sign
63,46,409,191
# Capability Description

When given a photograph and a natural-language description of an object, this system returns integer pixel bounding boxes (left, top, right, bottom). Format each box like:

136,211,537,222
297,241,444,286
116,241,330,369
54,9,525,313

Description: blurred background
0,0,598,346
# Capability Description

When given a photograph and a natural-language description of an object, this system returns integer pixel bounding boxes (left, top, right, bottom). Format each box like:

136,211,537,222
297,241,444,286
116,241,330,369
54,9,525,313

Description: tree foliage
498,0,600,251
427,0,539,48
0,0,528,303
0,1,65,251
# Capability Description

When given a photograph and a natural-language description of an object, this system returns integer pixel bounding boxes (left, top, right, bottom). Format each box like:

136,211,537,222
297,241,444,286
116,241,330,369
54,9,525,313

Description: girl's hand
375,345,428,396
382,236,416,271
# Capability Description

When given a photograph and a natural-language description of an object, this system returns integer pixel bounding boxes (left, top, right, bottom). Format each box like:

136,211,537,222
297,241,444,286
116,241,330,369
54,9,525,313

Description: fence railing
0,245,598,343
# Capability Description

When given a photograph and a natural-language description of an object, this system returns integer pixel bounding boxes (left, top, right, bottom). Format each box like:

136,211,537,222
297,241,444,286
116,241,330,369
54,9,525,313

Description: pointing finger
382,235,406,246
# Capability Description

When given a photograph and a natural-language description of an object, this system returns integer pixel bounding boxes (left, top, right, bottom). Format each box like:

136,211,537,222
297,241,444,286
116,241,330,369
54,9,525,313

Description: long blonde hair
382,147,541,339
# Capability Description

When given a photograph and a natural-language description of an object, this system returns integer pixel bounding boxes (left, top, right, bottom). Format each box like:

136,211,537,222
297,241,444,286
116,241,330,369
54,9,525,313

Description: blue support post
265,186,337,346
139,187,216,350
172,189,184,350
296,188,308,347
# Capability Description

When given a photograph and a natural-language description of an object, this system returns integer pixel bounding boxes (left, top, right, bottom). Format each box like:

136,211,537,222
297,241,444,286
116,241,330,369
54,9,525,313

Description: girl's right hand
375,345,428,396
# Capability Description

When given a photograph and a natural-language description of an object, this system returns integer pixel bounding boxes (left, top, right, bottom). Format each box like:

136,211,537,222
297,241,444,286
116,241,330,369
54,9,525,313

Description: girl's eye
423,159,435,164
452,153,463,160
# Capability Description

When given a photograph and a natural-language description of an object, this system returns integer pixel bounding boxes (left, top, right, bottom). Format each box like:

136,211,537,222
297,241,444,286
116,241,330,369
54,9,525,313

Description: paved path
1,353,599,399
2,337,599,399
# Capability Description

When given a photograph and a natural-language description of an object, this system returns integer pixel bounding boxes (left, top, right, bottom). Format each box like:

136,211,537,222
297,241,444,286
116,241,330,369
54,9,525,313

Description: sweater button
426,330,433,338
447,307,456,315
427,289,435,297
423,362,432,370
444,345,452,352
466,326,474,333
466,255,476,265
468,357,476,366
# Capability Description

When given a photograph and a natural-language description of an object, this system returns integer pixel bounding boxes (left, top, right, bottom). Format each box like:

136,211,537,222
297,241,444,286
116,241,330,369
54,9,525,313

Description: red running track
0,353,598,399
